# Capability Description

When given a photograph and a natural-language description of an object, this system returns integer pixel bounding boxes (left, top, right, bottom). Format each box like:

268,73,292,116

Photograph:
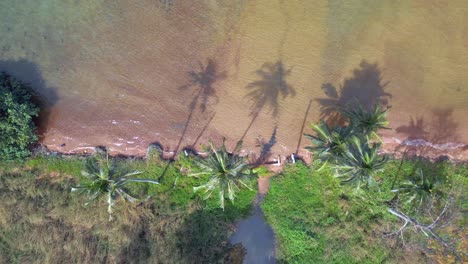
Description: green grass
262,160,467,264
0,154,257,263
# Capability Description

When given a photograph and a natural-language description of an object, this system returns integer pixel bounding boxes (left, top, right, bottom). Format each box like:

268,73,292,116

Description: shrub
0,73,39,160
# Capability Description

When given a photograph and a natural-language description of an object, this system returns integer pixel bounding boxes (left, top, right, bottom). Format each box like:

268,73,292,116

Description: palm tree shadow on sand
317,60,391,125
238,61,296,145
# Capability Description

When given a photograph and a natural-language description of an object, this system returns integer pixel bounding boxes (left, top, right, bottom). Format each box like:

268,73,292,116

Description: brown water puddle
0,0,467,161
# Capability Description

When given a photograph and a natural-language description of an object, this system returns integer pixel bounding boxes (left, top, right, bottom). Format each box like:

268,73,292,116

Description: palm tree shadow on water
395,107,464,157
0,59,59,142
179,59,227,113
175,58,226,155
159,59,224,181
238,61,296,145
316,60,391,126
248,126,277,166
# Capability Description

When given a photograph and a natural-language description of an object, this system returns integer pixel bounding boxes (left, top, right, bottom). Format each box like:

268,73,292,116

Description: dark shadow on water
179,58,226,113
395,116,429,141
429,107,459,144
160,59,224,181
246,61,295,118
395,107,462,156
250,126,277,166
316,60,391,125
238,61,295,146
191,111,216,148
0,59,59,140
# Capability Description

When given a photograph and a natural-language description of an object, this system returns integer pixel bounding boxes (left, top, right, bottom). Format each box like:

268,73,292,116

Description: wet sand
0,0,467,161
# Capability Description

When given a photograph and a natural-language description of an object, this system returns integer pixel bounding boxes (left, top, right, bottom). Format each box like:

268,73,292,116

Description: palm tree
304,121,352,170
391,167,438,207
343,104,390,142
333,136,388,189
191,142,256,210
72,151,159,221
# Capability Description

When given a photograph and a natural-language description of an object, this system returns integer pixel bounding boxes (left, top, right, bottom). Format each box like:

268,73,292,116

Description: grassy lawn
262,160,467,264
0,154,256,263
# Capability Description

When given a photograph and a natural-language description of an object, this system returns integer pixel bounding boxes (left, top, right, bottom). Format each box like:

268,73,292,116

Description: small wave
401,139,466,150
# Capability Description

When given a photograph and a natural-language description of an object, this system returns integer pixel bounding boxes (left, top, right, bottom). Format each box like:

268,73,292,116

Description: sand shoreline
40,134,468,167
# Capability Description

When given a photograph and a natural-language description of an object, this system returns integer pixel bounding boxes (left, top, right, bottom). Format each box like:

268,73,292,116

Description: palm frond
192,142,256,210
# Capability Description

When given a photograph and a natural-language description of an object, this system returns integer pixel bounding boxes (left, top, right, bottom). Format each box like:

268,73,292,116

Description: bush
0,73,39,160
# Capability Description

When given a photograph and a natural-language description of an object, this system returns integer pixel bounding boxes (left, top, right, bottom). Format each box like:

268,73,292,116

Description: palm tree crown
304,121,352,169
192,142,256,210
343,104,390,142
391,168,439,207
333,136,388,189
72,151,159,221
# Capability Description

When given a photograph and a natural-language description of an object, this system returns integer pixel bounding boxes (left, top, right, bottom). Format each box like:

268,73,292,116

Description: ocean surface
1,0,467,159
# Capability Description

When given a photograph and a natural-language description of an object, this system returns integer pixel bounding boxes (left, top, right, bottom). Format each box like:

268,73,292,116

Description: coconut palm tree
304,121,352,170
333,136,388,189
191,142,256,210
391,167,438,207
343,104,390,142
72,151,159,221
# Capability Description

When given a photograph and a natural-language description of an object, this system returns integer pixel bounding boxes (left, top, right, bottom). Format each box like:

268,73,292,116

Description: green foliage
305,103,390,189
192,142,257,210
0,155,256,263
72,151,159,221
0,73,39,160
333,136,388,189
262,162,393,263
391,167,439,207
343,104,390,142
386,160,467,260
263,160,466,263
304,121,352,168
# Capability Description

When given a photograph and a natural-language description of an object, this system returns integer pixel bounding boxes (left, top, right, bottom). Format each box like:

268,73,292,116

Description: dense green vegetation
0,154,256,263
0,73,39,160
262,161,467,263
284,102,467,263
